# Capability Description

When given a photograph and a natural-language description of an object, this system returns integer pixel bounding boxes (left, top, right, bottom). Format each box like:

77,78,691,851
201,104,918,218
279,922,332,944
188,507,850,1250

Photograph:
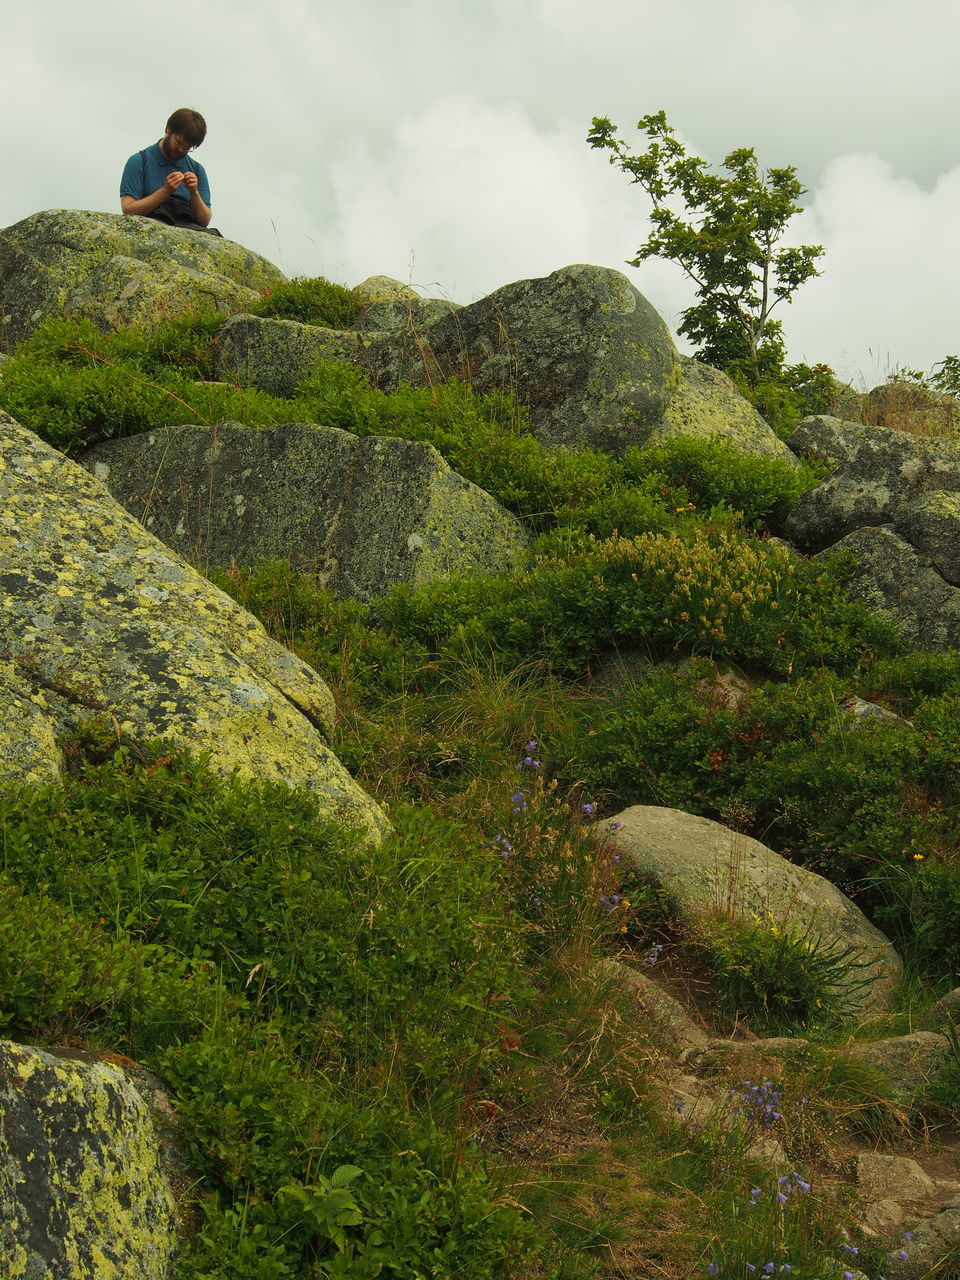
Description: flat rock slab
0,413,387,842
0,1039,177,1279
82,421,528,601
595,805,901,1019
0,208,285,350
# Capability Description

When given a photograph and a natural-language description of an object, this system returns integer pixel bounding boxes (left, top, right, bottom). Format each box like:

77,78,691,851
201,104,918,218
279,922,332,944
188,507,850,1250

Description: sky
4,0,959,387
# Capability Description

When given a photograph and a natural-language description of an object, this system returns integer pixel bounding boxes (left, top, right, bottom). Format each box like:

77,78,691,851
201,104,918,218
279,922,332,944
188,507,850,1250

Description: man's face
162,129,194,163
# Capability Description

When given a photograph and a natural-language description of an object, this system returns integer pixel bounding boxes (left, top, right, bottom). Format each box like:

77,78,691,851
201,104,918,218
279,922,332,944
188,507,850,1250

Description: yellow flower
913,853,925,861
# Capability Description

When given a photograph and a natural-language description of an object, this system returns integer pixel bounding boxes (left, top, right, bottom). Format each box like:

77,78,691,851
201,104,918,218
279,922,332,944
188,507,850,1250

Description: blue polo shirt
120,141,211,207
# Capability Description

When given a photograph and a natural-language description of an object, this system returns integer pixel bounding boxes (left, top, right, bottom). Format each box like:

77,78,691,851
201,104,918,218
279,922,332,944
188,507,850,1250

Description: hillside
1,210,960,1279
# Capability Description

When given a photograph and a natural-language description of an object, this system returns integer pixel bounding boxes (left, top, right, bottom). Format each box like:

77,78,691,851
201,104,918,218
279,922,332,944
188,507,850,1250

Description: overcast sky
5,0,958,386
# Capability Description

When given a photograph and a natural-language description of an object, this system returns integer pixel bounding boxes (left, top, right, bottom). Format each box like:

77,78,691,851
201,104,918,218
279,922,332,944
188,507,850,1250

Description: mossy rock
369,263,681,455
0,209,286,351
0,412,388,842
0,1038,178,1278
82,420,529,601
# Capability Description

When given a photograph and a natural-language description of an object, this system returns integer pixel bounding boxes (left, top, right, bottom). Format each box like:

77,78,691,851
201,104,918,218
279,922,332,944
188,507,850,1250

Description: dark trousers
147,198,223,236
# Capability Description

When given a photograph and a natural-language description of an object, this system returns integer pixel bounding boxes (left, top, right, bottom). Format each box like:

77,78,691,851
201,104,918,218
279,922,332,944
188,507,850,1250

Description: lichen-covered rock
82,421,528,601
0,209,286,351
651,356,797,464
889,1192,960,1278
215,314,380,398
353,275,458,332
370,263,681,455
0,660,64,786
898,490,960,585
0,1039,177,1279
786,416,960,552
0,413,388,842
595,806,901,1018
815,526,960,651
595,957,710,1052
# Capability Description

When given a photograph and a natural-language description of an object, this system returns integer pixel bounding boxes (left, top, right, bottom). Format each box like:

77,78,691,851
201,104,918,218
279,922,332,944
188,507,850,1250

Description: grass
3,292,960,1276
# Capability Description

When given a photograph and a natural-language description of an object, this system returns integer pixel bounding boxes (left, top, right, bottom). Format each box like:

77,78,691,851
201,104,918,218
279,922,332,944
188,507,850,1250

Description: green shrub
699,914,877,1034
249,275,363,328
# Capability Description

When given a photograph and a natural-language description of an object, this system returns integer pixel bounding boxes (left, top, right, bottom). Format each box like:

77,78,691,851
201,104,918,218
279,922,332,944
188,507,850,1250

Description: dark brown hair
165,108,207,147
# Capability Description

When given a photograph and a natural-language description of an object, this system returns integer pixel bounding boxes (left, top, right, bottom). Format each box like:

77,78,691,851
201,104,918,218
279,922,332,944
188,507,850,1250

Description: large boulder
596,806,901,1019
353,274,459,333
0,209,285,351
215,314,378,398
786,416,960,553
82,421,528,600
371,264,681,455
814,526,960,651
0,412,388,842
0,1039,177,1278
651,356,797,464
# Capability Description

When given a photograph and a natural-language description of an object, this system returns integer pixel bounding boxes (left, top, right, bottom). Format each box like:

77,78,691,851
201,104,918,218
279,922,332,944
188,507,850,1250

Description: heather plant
249,274,363,328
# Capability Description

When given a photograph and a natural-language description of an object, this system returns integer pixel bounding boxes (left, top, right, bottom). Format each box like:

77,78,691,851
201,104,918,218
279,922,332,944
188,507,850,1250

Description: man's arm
181,171,212,227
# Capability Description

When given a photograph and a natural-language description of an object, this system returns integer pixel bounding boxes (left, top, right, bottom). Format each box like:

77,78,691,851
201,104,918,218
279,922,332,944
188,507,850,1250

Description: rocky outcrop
652,356,796,464
0,412,388,842
215,314,378,398
369,264,682,455
595,805,901,1019
786,416,960,553
817,526,960,651
786,416,960,649
82,421,529,600
353,274,458,333
0,209,285,351
0,1039,177,1279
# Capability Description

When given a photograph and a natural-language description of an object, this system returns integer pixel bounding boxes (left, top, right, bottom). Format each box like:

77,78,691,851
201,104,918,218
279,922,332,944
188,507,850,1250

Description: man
120,108,219,234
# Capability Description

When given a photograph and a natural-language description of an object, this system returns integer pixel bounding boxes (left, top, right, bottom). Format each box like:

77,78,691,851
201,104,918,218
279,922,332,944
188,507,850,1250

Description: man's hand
165,171,186,193
182,171,199,193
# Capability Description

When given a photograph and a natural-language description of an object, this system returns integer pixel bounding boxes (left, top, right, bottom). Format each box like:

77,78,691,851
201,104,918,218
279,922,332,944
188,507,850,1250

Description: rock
82,421,528,601
0,1038,177,1278
786,416,960,553
0,658,64,786
816,526,960,651
650,356,797,464
0,413,388,842
595,806,901,1018
857,1154,939,1203
0,209,285,351
917,987,960,1032
371,264,681,455
596,957,711,1052
215,314,379,398
353,275,458,332
845,1032,952,1097
898,490,960,585
890,1193,960,1278
862,379,955,438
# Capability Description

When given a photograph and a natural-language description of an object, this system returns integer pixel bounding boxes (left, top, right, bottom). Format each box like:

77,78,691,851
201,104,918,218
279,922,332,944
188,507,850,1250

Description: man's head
161,108,207,162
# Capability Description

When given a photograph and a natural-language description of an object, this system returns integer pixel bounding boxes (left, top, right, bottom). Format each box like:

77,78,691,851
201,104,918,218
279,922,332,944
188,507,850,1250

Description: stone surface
0,1039,177,1279
857,1153,939,1203
889,1192,960,1278
651,356,797,463
845,1032,952,1097
898,490,960,585
786,416,960,552
595,806,901,1018
370,263,681,455
215,313,379,398
596,957,710,1051
82,421,528,601
817,526,960,651
0,209,285,351
0,413,388,842
917,986,960,1031
353,274,458,332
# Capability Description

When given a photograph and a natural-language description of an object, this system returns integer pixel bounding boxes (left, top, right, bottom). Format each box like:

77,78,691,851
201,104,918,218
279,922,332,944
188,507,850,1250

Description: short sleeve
119,152,144,199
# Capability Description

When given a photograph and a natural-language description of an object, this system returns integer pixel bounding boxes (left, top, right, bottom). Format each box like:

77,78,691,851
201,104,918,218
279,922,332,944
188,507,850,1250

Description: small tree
588,110,824,384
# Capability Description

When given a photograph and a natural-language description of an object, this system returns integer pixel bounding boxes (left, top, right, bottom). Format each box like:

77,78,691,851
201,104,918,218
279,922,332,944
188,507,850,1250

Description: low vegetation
2,296,960,1278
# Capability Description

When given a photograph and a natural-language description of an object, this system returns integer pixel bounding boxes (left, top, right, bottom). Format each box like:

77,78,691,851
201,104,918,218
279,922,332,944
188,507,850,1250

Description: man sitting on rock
119,108,220,235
